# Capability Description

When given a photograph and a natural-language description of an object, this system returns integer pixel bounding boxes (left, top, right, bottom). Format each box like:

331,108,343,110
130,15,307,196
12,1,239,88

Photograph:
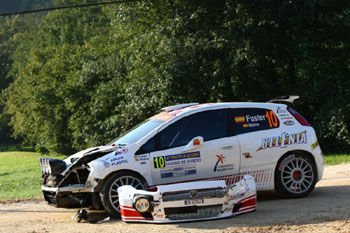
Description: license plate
184,199,204,205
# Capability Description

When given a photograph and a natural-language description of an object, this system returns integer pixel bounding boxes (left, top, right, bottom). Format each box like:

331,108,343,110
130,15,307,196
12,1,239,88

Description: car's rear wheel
275,153,317,198
100,171,147,217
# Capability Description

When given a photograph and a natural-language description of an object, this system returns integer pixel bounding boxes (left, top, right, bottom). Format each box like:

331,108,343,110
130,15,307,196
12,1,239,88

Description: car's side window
159,109,228,150
136,136,157,154
231,108,279,135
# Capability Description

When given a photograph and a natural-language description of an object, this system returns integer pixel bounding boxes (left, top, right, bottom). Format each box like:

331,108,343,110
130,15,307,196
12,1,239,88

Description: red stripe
121,217,154,221
237,194,257,204
241,197,257,208
233,206,256,214
120,207,144,218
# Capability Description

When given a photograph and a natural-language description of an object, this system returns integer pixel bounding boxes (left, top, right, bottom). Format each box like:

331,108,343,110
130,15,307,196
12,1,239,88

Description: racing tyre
100,171,147,218
275,153,317,198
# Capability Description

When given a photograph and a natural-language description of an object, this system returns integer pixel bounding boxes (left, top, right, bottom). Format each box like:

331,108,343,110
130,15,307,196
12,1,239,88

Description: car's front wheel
100,171,147,217
275,153,317,198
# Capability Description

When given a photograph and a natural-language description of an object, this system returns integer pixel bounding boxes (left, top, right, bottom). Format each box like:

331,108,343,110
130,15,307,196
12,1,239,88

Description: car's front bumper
118,175,257,223
41,185,92,208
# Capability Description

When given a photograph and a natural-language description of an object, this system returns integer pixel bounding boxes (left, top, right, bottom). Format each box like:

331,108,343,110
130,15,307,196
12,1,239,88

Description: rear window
232,108,279,135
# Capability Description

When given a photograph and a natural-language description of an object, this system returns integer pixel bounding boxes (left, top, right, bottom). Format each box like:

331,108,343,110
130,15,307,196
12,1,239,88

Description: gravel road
0,164,349,233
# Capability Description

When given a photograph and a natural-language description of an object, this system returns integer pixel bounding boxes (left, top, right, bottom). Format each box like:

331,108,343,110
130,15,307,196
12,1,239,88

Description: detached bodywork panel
118,175,256,223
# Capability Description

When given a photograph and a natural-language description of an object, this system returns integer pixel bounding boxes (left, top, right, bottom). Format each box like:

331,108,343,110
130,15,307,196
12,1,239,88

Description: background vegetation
0,152,65,200
0,0,349,154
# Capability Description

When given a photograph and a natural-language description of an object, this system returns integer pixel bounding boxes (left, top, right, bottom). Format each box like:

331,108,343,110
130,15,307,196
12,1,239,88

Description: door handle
221,145,233,150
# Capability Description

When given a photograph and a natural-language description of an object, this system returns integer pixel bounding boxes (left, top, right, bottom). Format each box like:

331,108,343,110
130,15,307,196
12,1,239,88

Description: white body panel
118,175,256,223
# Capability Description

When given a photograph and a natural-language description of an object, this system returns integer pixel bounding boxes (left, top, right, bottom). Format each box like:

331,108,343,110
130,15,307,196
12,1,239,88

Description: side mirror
182,136,203,152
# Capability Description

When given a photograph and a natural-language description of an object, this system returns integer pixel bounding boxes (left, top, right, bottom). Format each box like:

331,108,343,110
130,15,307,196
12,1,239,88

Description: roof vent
161,103,199,112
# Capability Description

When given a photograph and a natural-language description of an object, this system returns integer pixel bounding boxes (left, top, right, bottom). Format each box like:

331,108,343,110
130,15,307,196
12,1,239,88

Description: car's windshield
108,119,164,146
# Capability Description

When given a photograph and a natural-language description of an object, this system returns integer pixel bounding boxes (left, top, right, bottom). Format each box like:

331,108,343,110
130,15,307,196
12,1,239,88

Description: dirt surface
1,164,350,233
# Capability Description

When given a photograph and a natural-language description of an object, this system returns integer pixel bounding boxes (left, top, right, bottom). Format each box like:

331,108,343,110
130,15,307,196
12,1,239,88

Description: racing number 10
266,110,278,128
154,156,165,168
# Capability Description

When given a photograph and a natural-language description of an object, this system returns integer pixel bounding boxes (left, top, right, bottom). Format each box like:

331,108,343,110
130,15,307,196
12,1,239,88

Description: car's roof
164,102,285,118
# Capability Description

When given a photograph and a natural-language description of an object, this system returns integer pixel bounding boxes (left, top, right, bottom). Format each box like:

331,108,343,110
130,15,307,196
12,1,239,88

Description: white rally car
39,96,324,218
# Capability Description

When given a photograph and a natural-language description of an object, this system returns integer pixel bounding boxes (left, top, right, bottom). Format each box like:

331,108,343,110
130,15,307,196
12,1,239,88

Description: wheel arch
97,169,149,192
274,150,318,189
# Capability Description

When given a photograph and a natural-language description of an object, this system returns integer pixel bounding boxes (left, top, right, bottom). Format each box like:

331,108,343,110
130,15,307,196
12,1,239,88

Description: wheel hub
293,170,302,181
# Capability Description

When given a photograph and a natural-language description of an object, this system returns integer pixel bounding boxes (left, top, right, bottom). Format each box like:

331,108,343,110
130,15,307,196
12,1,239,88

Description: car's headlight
133,195,153,213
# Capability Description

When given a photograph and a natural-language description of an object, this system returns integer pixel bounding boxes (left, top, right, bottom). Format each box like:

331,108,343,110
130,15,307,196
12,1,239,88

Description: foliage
0,0,349,153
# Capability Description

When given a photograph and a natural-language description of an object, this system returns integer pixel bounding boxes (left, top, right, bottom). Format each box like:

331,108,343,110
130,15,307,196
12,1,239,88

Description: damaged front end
39,146,117,209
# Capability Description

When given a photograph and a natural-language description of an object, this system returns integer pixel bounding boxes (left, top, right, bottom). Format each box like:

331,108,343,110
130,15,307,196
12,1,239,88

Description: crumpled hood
64,145,117,166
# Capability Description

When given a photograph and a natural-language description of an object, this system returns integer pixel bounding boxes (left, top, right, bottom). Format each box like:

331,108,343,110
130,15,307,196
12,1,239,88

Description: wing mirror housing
182,136,203,152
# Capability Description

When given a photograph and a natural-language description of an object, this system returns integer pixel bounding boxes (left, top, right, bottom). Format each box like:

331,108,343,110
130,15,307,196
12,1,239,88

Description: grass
323,154,350,165
0,151,65,200
0,151,349,200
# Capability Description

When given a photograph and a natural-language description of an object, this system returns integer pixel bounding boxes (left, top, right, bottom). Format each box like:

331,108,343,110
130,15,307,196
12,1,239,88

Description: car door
231,107,281,187
148,109,241,186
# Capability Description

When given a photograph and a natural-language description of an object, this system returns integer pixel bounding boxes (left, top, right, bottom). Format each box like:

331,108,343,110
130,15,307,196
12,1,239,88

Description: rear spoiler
268,95,301,106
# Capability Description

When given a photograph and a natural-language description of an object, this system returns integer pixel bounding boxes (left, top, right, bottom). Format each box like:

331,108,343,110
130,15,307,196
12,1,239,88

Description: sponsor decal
134,154,149,162
111,159,128,166
257,130,307,151
110,156,128,166
311,140,319,150
103,160,110,168
214,154,234,172
234,116,246,123
279,154,295,171
279,114,290,117
243,152,252,159
193,138,201,146
214,155,225,172
283,120,295,126
160,165,196,178
154,152,201,178
115,148,128,155
277,107,287,114
111,156,124,162
281,116,293,120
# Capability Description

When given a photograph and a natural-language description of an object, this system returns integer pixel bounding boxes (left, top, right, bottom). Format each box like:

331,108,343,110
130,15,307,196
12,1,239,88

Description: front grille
165,204,222,220
162,187,225,202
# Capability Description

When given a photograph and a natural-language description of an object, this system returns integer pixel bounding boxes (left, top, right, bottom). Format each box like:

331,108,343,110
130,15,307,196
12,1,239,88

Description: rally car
39,96,324,217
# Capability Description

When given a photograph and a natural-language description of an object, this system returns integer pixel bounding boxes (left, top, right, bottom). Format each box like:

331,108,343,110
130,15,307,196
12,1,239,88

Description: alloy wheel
281,157,314,194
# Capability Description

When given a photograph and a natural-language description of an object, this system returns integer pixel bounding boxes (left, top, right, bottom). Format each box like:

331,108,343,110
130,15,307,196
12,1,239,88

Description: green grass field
323,154,350,165
0,152,65,200
0,151,349,200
